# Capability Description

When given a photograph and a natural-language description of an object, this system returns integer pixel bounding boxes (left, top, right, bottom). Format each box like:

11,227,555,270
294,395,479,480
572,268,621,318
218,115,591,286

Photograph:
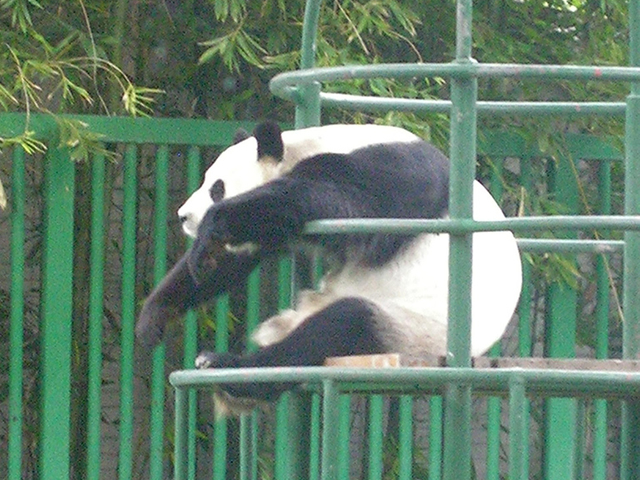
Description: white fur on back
252,181,522,357
177,124,419,237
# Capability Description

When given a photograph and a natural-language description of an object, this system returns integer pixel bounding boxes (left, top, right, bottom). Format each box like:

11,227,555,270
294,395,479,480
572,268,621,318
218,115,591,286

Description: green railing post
8,147,25,480
39,146,75,480
86,152,107,480
543,151,579,480
622,2,640,478
150,145,170,480
444,1,477,479
118,144,138,480
295,0,322,127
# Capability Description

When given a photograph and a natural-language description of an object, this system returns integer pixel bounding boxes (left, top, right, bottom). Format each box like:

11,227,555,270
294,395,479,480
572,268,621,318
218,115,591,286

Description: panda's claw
195,351,239,369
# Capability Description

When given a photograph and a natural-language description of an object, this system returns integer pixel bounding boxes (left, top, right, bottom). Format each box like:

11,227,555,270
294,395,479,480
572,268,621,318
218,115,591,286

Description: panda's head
178,122,285,238
178,121,421,238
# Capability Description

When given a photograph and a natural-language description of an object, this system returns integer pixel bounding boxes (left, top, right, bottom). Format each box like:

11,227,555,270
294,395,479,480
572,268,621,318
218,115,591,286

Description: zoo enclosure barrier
171,0,640,479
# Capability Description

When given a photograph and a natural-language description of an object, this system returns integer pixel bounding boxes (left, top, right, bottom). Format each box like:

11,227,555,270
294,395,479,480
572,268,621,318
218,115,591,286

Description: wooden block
324,353,443,368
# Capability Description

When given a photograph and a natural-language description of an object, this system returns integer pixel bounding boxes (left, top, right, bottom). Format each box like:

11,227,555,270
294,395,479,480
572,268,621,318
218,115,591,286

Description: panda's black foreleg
196,297,387,401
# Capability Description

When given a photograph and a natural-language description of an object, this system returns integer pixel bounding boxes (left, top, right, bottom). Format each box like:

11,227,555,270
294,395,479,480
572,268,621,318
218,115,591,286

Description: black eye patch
209,179,225,202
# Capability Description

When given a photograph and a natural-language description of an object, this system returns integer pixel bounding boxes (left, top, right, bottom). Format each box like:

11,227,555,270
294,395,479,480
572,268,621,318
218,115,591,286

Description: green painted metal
320,380,340,480
593,160,612,480
0,113,260,146
508,375,527,480
183,145,201,480
622,3,640,477
337,395,352,480
118,144,138,480
8,147,25,480
86,152,106,480
428,396,443,480
397,396,413,480
367,395,384,480
39,146,75,480
543,152,579,480
271,62,640,96
150,145,169,480
174,387,189,480
213,294,230,480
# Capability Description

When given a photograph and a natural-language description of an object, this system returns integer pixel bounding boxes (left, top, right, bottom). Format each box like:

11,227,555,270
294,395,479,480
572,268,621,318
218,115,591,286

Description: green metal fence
171,0,640,479
4,1,640,479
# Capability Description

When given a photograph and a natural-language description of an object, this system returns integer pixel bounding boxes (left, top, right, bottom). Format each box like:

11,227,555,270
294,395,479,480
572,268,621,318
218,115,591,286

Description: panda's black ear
233,128,250,145
254,121,284,162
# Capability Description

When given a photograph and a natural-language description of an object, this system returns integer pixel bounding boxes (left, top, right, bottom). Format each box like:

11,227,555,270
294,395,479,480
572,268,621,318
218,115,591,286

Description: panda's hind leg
195,297,387,403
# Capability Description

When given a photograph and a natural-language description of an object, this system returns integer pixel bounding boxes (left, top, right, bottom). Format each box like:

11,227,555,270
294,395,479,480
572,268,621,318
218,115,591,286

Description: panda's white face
178,124,421,238
178,137,276,237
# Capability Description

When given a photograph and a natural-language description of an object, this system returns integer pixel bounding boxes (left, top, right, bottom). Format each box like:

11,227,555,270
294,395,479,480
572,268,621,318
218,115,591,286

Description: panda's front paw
195,351,239,369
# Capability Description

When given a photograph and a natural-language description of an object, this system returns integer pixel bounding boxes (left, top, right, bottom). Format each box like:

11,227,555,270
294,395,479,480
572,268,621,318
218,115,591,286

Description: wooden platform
325,353,640,371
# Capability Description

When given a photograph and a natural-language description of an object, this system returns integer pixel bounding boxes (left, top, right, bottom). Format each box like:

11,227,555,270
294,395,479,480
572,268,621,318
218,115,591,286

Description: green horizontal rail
319,94,627,116
517,238,624,253
271,63,640,101
0,113,259,145
169,367,640,398
303,215,640,235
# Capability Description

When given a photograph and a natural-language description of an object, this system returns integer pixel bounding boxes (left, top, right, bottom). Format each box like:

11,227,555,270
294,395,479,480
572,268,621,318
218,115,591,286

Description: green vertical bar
8,147,25,480
150,145,169,480
321,380,340,480
593,160,611,480
275,256,293,480
241,267,261,480
86,152,106,480
367,395,384,480
295,0,322,127
337,395,352,480
428,396,443,480
508,375,527,480
174,387,189,480
213,295,230,480
543,152,578,480
184,146,201,480
39,146,75,480
622,4,640,478
398,396,413,480
118,143,137,480
487,166,503,480
444,1,476,479
309,394,322,480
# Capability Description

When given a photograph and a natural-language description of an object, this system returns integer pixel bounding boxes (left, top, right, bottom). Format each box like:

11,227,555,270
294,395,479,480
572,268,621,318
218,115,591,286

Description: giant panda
136,121,522,412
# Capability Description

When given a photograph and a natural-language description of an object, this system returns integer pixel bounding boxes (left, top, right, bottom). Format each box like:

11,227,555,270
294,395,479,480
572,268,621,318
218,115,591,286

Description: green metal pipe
150,145,170,480
169,366,640,398
319,93,627,116
118,144,138,480
270,63,640,99
428,396,443,480
367,395,384,480
174,387,189,480
593,160,612,480
213,295,230,480
86,152,106,480
294,0,321,126
184,146,201,480
508,375,528,480
398,395,413,480
337,395,351,480
622,2,640,476
321,380,340,480
8,147,25,480
304,215,640,235
39,146,75,480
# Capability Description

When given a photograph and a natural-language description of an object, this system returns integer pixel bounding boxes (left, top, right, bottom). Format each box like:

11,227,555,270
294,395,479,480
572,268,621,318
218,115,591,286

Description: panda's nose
179,215,188,225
